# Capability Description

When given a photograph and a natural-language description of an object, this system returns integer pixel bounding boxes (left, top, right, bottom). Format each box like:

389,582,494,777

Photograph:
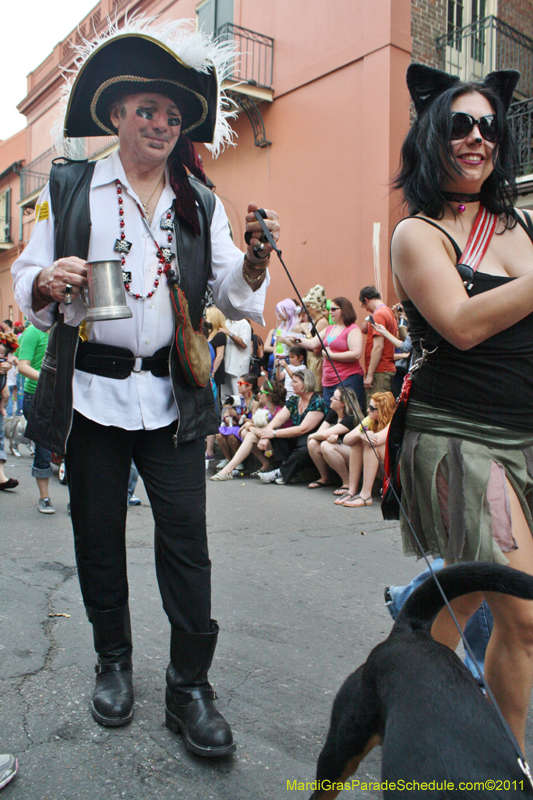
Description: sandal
210,471,233,482
308,480,330,489
343,495,373,508
334,493,357,506
250,468,268,478
332,486,350,496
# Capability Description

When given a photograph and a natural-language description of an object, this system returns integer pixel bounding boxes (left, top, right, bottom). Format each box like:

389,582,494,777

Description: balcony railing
216,23,274,90
437,16,533,99
509,98,533,175
20,136,118,205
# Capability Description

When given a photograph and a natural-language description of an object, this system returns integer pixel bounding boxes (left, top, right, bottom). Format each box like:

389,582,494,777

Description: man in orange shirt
359,285,397,401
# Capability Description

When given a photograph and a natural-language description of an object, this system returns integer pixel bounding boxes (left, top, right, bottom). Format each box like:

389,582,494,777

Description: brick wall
498,0,533,42
411,0,447,67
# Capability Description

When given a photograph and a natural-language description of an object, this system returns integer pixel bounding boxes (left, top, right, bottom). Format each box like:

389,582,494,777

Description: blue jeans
16,374,24,415
6,385,16,417
23,392,53,479
322,373,365,414
386,558,493,678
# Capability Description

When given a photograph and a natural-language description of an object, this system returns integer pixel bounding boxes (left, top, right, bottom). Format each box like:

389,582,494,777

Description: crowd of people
206,286,410,505
1,282,409,513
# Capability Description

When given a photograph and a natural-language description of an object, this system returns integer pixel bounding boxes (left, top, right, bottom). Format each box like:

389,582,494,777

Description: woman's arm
392,216,533,350
325,328,363,362
17,359,40,382
293,334,322,351
263,328,275,354
307,420,332,441
372,322,404,349
342,426,365,446
211,344,225,377
266,410,324,439
362,424,390,448
260,405,291,435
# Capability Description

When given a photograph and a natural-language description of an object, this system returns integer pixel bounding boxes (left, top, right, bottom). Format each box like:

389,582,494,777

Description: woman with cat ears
391,63,533,749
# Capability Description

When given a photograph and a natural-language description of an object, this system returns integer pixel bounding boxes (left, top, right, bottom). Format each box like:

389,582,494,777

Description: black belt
76,342,171,380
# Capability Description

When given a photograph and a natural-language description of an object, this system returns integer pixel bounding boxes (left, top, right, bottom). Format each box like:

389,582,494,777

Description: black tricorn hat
406,63,520,115
59,18,237,155
64,34,216,142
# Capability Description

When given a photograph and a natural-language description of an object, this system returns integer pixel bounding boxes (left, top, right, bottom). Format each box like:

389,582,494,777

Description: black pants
65,411,211,633
271,434,315,483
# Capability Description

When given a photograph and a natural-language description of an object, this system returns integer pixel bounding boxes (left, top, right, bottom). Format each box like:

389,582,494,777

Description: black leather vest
26,158,218,454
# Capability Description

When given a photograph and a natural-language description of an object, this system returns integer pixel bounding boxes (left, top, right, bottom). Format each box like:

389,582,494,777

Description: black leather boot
165,620,235,757
86,604,134,727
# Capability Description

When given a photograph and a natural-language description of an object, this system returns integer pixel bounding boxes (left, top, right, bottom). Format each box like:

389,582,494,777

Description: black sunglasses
368,405,378,412
450,112,499,143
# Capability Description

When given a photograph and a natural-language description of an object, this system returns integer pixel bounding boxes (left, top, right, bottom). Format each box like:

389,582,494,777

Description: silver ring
64,283,73,305
254,242,265,255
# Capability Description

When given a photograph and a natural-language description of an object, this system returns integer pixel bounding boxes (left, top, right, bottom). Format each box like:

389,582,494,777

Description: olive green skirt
400,401,533,565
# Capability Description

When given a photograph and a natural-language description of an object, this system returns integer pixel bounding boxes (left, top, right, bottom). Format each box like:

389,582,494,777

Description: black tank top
399,212,533,432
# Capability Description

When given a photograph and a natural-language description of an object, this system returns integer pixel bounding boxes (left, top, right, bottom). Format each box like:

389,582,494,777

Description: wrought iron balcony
216,23,274,94
436,16,533,100
509,98,533,175
215,23,274,147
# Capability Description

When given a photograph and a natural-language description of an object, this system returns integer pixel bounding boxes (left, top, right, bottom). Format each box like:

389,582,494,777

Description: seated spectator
211,380,288,481
307,386,361,492
335,391,395,507
215,373,260,469
276,345,306,399
258,369,327,485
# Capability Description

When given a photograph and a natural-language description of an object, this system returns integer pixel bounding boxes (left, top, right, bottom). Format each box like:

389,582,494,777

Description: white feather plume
52,13,239,159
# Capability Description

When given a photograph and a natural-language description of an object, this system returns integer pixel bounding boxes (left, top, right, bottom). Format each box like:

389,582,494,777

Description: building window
0,188,11,244
448,0,464,46
196,0,233,36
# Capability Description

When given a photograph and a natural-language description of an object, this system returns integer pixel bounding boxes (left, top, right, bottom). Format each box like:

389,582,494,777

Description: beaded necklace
113,179,175,300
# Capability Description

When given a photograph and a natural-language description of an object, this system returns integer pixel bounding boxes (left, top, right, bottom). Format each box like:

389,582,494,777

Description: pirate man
12,17,279,757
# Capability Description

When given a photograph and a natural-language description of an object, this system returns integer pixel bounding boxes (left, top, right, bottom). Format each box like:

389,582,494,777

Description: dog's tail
394,562,533,633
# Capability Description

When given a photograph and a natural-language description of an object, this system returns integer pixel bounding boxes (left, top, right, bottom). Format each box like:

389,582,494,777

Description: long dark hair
394,83,519,228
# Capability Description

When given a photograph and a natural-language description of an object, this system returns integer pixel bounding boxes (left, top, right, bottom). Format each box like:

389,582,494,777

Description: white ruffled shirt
12,150,269,430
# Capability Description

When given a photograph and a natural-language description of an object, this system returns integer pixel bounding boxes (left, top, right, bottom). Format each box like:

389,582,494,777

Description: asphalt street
2,447,532,799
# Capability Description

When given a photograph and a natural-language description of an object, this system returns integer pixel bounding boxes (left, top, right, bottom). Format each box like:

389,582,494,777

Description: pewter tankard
84,260,133,321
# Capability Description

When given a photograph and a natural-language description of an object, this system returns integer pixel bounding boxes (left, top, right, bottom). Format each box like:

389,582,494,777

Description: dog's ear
406,63,460,116
481,70,520,111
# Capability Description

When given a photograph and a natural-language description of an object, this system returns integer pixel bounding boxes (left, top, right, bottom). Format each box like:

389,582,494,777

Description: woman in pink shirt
296,297,364,410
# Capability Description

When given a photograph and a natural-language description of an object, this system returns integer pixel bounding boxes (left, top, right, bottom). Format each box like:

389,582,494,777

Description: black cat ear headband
406,63,520,115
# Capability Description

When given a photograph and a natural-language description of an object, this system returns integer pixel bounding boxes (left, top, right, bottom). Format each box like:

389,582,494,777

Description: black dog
310,563,533,799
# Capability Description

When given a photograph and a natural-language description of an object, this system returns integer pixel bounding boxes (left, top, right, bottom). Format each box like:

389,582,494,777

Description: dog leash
254,211,533,784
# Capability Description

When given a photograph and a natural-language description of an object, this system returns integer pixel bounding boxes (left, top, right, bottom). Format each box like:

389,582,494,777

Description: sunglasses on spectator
368,405,378,412
450,112,499,143
260,388,271,394
330,306,341,312
237,380,252,386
